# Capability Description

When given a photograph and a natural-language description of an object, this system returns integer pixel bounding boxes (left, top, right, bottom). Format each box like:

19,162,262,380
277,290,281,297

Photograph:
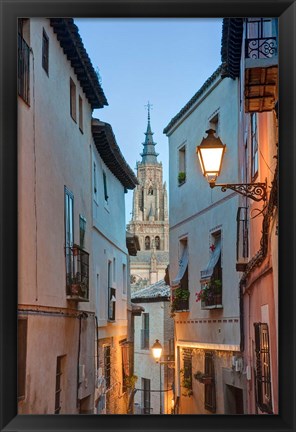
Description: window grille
182,349,192,390
104,345,111,390
204,352,216,412
254,323,273,413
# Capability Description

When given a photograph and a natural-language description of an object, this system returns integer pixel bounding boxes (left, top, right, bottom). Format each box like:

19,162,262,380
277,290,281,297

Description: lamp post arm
209,181,267,202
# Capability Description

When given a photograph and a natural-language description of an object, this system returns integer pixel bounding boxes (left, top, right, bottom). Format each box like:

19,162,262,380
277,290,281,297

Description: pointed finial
144,101,153,122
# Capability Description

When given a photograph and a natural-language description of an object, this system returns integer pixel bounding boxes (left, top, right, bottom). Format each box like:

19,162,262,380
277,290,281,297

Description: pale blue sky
75,18,223,223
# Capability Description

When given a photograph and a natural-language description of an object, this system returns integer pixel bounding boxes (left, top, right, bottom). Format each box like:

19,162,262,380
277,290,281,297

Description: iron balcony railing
245,37,277,60
65,244,89,301
141,329,149,350
18,33,30,104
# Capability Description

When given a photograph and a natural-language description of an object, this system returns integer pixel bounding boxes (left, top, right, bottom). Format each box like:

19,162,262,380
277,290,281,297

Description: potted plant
212,279,222,305
195,283,213,305
171,287,190,313
178,171,186,185
194,370,213,385
180,369,193,397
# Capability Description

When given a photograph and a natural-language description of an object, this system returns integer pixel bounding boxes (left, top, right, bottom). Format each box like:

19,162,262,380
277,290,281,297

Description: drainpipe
239,278,245,352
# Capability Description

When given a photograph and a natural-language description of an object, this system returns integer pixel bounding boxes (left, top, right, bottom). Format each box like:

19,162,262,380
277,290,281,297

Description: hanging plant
178,172,186,184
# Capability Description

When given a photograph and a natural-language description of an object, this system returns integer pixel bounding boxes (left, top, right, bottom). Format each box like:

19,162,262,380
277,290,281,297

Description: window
141,313,149,350
182,349,192,393
139,188,144,212
55,355,65,414
148,186,153,195
42,29,49,74
65,188,74,284
18,20,30,104
171,239,189,312
108,261,116,321
204,352,216,412
113,258,116,283
145,236,150,250
79,215,86,249
236,207,249,268
122,264,127,295
93,162,97,197
254,323,273,413
121,343,130,393
70,78,76,121
251,114,258,179
155,236,160,250
103,171,108,202
178,145,186,185
79,95,83,132
200,232,222,308
17,318,27,399
141,378,151,414
104,345,111,389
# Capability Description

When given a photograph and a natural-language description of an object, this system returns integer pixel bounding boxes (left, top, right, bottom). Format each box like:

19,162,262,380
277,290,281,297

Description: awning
200,239,221,280
171,246,189,287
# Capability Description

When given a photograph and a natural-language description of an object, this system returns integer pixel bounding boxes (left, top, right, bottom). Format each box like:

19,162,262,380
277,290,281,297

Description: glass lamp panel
152,347,162,361
200,147,224,175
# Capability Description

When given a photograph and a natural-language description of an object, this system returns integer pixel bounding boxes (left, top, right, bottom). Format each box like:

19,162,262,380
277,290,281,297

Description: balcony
197,279,223,310
171,287,190,313
244,23,278,113
65,245,89,301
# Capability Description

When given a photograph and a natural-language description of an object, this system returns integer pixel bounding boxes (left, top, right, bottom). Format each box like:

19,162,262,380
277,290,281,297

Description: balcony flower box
171,287,190,314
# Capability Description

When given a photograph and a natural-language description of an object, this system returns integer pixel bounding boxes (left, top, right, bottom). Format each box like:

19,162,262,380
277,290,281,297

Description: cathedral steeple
140,102,159,164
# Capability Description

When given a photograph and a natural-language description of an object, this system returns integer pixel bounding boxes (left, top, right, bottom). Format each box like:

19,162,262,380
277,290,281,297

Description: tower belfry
127,104,169,288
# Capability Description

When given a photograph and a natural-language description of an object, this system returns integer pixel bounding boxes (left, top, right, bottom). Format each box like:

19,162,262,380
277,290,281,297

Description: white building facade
18,17,137,415
164,65,247,414
132,281,174,415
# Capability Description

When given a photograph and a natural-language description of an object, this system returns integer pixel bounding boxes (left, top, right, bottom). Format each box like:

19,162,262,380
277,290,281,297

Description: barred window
104,345,111,389
254,323,273,414
182,348,192,390
204,352,216,412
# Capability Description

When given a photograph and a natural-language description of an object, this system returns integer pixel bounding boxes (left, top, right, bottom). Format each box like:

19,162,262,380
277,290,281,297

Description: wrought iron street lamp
196,129,267,202
151,339,175,415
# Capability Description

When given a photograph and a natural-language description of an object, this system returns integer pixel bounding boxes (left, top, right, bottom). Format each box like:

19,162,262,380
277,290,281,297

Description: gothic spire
140,102,159,164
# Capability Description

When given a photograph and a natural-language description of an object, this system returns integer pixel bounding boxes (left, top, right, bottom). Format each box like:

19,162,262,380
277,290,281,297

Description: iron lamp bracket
209,179,267,202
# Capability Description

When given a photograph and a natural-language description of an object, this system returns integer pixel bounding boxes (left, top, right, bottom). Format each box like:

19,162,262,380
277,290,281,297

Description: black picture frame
0,1,295,431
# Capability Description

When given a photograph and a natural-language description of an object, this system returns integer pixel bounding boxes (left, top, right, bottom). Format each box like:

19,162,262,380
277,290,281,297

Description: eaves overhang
220,18,244,79
50,18,108,109
92,119,138,190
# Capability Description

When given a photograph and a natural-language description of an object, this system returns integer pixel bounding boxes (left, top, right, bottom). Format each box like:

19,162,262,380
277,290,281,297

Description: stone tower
127,104,169,290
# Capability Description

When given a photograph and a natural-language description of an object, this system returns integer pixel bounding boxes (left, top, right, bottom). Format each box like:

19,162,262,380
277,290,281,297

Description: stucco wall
133,300,174,414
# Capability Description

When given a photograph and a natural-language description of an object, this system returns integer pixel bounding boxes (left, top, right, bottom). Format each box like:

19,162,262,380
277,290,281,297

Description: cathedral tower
127,104,169,288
